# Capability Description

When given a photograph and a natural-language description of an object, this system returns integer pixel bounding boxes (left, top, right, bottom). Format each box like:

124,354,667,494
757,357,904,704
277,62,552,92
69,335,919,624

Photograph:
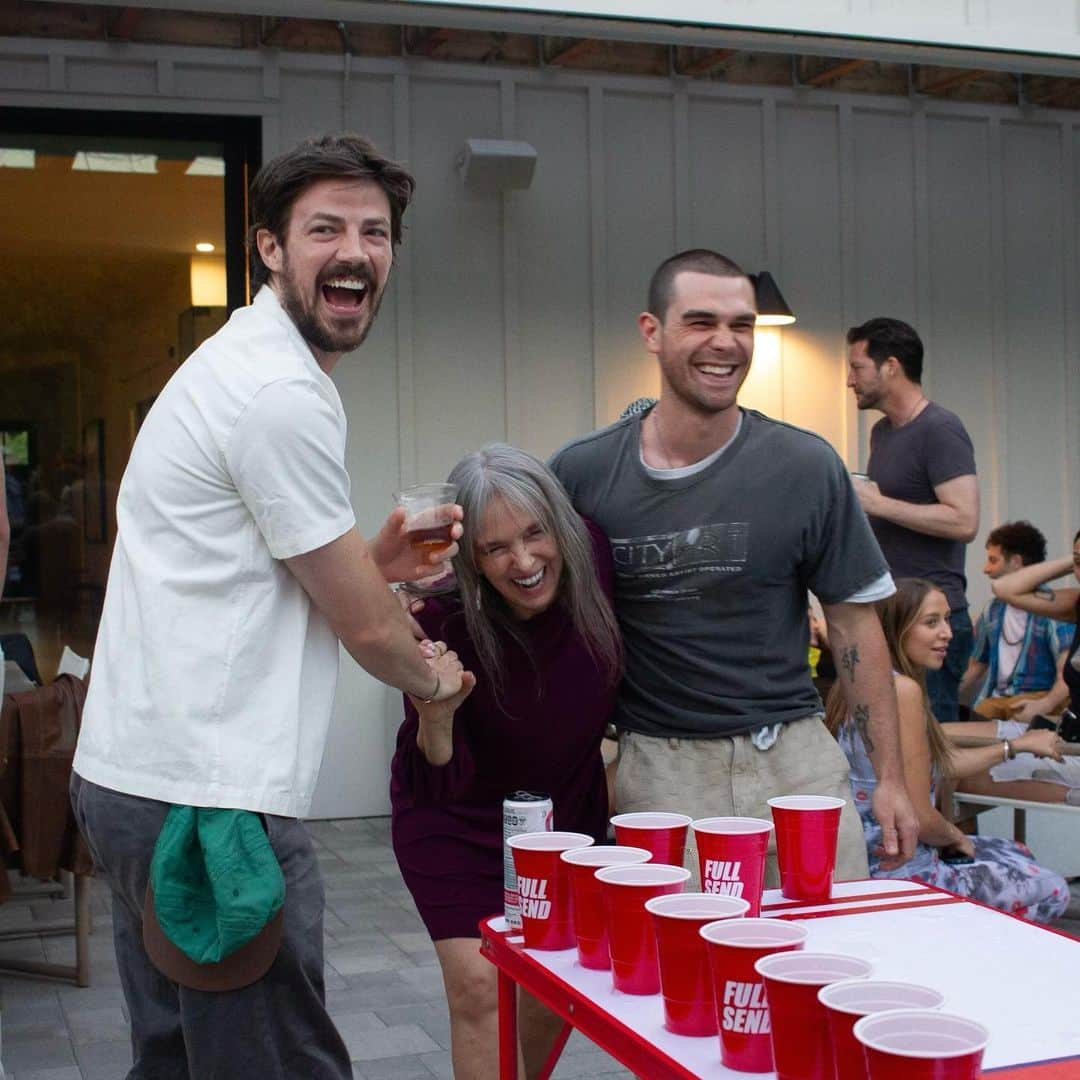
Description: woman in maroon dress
390,443,621,1078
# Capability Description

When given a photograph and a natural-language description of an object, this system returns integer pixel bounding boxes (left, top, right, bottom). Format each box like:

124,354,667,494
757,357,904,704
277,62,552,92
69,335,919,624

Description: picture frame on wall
83,418,106,543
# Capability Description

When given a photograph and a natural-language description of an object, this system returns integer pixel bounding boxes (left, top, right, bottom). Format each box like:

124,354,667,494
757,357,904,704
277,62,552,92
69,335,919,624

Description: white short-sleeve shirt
74,288,357,817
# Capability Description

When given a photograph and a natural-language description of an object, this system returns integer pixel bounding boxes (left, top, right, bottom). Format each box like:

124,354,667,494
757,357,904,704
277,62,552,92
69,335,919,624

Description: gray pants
70,773,351,1080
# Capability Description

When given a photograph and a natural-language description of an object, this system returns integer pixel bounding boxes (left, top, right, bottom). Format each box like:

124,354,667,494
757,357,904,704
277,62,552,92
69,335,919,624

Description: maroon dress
389,524,616,940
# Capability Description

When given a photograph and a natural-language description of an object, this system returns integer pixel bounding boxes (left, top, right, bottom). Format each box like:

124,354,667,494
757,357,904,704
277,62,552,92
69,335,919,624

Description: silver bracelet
1002,739,1015,761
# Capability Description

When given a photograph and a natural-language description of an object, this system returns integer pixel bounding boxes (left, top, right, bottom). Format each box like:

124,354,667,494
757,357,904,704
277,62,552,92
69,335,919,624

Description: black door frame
0,107,261,311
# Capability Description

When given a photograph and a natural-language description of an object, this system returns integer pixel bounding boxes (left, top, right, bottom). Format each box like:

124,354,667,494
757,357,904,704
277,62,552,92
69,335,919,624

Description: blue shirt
971,598,1072,701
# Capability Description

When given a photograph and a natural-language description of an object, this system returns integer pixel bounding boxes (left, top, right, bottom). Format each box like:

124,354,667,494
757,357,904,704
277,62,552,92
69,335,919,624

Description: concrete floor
0,817,1076,1080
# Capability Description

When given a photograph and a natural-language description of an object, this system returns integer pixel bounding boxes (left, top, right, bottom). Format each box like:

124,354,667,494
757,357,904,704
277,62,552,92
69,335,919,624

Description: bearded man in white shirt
71,134,467,1080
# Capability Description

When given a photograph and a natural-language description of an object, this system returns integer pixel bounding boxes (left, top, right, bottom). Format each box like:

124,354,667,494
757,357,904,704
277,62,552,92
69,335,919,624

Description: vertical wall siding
4,39,1078,814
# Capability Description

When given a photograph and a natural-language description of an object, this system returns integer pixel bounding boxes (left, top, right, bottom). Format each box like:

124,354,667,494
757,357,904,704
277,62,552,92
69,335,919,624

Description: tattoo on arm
853,704,875,754
841,645,860,683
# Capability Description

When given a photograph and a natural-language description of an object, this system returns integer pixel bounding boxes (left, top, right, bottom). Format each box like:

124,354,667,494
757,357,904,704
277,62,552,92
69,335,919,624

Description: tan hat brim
143,881,284,992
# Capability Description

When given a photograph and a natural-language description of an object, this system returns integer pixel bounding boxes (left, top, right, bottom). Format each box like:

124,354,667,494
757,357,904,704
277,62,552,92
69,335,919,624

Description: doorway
0,107,260,682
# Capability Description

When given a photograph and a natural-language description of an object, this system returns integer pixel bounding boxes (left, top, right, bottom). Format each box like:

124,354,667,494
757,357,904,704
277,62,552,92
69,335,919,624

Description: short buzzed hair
647,249,750,322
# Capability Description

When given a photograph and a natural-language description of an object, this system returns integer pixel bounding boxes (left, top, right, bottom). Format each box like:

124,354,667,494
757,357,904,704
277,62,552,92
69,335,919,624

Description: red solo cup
854,1010,989,1080
818,981,946,1080
611,812,692,866
767,795,846,901
754,952,873,1080
699,917,808,1073
560,845,651,970
645,893,749,1036
691,817,774,917
595,864,690,994
506,832,594,950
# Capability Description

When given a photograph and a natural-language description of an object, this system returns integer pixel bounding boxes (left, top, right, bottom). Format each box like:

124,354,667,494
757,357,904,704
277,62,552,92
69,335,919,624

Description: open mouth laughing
513,567,546,590
320,275,371,314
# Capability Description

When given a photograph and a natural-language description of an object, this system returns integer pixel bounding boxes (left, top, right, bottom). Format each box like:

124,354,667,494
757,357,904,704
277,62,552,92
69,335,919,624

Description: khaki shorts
614,718,869,888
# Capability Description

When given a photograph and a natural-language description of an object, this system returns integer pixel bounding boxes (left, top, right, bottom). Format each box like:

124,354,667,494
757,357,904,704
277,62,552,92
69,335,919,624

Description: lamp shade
754,271,796,326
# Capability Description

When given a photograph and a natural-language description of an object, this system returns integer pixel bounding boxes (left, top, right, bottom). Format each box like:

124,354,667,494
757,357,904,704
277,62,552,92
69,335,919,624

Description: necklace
1000,607,1028,646
895,395,927,428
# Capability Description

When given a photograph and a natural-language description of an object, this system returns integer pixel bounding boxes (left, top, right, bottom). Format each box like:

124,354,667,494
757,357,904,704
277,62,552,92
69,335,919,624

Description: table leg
498,968,518,1080
537,1020,573,1080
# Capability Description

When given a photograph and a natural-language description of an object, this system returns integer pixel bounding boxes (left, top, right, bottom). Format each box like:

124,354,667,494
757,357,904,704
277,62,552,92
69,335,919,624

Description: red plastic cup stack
594,863,690,994
611,812,692,866
560,845,651,970
818,980,946,1080
505,832,593,950
645,893,749,1036
767,795,846,902
699,916,808,1073
854,1010,989,1080
754,951,873,1080
691,816,774,917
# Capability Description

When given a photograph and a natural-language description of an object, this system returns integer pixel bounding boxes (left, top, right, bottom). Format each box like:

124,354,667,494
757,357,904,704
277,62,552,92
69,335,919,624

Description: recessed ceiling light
0,149,35,169
186,156,226,177
195,242,216,253
71,152,157,173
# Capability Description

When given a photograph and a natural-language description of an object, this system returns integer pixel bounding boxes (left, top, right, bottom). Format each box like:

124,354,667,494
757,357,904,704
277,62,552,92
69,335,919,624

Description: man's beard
278,256,385,357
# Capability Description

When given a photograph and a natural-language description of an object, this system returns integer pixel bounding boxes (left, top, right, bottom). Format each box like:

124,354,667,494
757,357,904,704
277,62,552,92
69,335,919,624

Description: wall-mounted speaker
455,138,538,191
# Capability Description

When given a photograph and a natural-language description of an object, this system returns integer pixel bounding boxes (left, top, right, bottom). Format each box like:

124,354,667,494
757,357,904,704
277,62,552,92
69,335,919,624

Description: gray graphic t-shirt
550,409,888,738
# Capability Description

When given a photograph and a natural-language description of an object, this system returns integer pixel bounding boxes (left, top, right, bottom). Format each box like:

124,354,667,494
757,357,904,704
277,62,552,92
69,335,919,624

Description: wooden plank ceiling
3,1,1080,109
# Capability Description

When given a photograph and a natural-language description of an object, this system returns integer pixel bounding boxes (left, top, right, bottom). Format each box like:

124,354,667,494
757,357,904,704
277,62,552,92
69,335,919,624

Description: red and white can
503,791,553,929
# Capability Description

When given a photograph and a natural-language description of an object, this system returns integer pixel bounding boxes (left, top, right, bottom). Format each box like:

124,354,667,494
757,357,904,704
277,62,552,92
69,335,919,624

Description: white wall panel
408,78,505,477
66,57,157,96
925,114,996,611
775,103,844,449
1000,121,1068,549
599,91,676,424
515,85,594,458
0,53,49,91
687,98,766,271
173,63,262,102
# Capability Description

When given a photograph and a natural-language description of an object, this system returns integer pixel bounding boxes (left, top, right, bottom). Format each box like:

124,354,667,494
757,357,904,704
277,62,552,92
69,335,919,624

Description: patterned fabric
971,598,1073,702
837,720,1068,924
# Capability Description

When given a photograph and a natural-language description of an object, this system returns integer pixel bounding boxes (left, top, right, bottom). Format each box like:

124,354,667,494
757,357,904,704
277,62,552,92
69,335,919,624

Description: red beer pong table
479,879,1080,1079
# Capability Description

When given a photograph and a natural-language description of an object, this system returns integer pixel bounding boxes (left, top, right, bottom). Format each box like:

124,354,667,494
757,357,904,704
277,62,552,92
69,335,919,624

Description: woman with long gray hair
390,443,620,1079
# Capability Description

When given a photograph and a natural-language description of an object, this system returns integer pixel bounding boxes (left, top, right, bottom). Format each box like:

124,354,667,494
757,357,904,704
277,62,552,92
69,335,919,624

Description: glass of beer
394,482,459,595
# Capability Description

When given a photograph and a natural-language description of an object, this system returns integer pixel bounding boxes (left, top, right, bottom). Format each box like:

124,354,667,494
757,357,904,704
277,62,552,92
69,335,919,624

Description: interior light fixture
186,156,226,177
195,242,215,253
71,152,158,174
0,149,35,169
754,271,796,326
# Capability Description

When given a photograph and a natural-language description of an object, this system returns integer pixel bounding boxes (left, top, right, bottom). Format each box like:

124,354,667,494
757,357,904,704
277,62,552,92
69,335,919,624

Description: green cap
148,806,285,966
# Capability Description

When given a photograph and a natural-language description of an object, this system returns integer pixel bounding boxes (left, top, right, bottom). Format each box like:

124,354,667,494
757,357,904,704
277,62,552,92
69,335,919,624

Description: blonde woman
827,578,1068,923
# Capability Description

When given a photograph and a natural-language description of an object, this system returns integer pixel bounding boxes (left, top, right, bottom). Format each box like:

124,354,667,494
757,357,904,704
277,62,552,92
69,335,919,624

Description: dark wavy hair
247,133,415,290
846,317,924,384
986,520,1047,567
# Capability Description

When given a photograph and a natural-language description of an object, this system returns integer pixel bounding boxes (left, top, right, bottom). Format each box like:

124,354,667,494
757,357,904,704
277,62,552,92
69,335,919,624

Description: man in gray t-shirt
551,250,918,884
846,317,979,722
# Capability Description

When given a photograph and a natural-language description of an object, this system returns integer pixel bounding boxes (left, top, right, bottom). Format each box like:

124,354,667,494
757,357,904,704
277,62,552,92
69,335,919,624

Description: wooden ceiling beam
919,68,988,95
546,38,601,66
679,47,738,77
805,57,867,87
409,27,452,56
106,7,142,40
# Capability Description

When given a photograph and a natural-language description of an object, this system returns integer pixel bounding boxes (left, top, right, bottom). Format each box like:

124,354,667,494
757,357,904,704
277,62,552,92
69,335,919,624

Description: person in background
0,451,8,698
391,444,621,1080
827,578,1068,923
960,520,1072,722
977,528,1080,806
847,317,979,722
551,249,918,887
70,134,466,1080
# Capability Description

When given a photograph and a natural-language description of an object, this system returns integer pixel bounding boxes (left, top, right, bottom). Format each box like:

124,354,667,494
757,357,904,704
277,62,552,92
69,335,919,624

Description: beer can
503,791,553,929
